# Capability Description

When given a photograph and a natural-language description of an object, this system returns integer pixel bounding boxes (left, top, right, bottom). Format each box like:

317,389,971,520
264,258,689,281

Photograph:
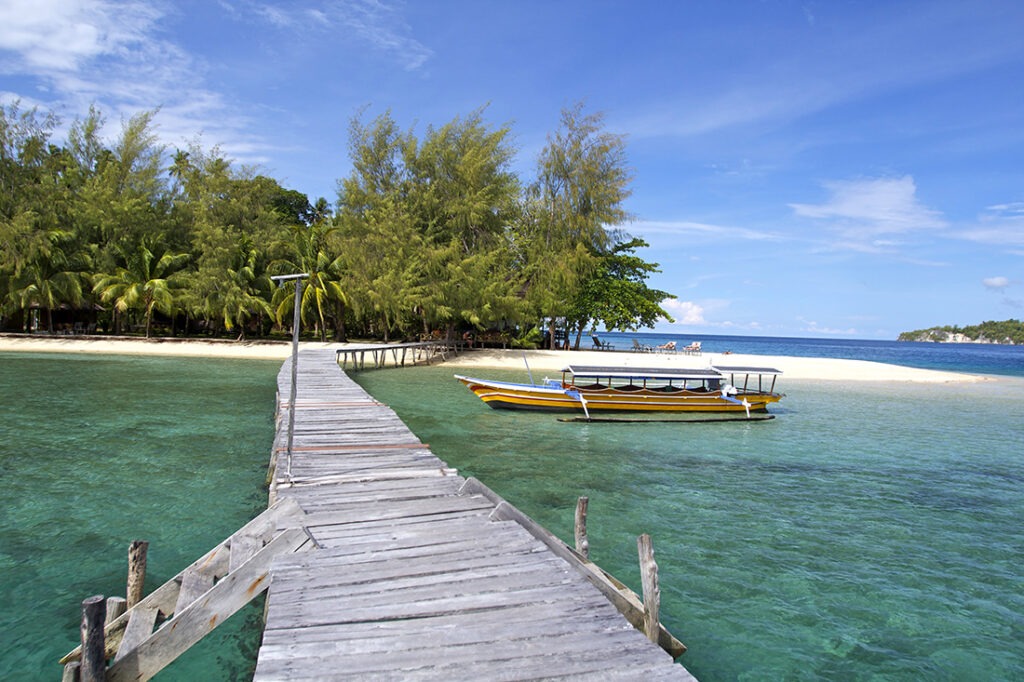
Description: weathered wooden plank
173,566,215,615
260,598,624,647
107,528,311,682
114,606,158,661
228,533,260,572
297,495,495,524
59,497,306,665
255,348,694,680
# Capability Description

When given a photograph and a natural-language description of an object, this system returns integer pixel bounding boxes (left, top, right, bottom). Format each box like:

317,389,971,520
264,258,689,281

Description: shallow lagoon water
0,352,279,679
354,367,1024,680
1,347,1022,680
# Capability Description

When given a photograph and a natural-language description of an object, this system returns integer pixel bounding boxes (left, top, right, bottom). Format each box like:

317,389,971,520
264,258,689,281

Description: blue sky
2,1,1022,339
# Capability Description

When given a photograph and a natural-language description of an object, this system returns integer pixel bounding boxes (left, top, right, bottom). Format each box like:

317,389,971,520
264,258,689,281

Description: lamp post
271,273,309,480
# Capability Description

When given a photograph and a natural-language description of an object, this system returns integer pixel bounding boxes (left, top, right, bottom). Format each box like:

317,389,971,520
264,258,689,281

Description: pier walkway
256,348,695,680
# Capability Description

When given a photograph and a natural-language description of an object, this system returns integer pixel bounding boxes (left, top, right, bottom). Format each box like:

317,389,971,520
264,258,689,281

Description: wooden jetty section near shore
335,339,463,370
257,348,695,680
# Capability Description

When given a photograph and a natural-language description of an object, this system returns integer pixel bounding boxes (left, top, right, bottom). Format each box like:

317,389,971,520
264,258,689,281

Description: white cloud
790,176,947,252
0,0,161,72
0,0,277,166
660,299,706,325
983,276,1010,290
227,0,433,71
634,219,780,243
799,319,859,336
957,202,1024,247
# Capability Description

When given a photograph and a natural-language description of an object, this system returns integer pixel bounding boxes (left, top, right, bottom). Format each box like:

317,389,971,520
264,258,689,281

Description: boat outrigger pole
566,389,591,420
522,351,535,385
720,385,752,418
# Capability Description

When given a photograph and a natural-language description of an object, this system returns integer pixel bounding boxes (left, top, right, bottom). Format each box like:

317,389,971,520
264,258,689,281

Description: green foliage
0,100,676,342
898,319,1024,344
93,239,190,337
568,238,674,339
509,326,543,349
519,102,635,347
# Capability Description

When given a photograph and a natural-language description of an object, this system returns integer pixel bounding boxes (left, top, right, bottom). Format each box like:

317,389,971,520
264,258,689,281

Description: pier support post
637,534,660,644
127,540,149,608
60,661,80,682
107,596,127,623
574,496,589,559
80,595,106,682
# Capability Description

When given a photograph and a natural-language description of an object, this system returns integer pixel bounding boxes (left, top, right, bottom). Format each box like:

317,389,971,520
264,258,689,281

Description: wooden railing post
127,540,149,608
637,533,660,644
574,496,589,559
80,595,106,682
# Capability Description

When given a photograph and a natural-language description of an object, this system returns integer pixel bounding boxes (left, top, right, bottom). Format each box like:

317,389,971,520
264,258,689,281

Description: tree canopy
0,100,676,343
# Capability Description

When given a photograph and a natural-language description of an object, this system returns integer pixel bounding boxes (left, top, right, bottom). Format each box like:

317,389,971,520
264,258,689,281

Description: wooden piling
574,496,589,559
638,533,660,644
107,596,127,623
127,540,148,608
79,595,106,682
60,661,80,682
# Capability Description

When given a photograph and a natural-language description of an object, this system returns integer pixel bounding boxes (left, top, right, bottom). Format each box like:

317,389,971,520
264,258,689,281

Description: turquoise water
600,331,1024,378
0,353,279,679
3,349,1022,680
354,367,1024,681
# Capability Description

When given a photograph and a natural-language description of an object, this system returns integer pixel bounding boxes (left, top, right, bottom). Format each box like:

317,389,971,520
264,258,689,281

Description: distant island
898,319,1023,345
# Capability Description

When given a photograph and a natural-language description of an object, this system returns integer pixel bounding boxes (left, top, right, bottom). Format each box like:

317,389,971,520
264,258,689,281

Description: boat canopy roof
562,365,723,381
562,365,783,380
711,365,783,376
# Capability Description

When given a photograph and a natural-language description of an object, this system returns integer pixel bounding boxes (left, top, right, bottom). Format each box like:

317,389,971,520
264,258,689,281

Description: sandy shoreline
0,334,988,383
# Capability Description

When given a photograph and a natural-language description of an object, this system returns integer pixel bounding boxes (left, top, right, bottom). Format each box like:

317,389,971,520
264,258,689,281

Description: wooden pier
257,348,696,680
335,340,463,370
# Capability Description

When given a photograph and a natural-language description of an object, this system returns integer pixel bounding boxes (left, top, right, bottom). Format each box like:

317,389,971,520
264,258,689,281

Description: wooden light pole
271,273,309,481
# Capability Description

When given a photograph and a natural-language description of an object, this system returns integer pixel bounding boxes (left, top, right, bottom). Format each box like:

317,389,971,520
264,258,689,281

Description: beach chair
656,341,676,353
592,336,615,350
632,339,653,353
682,341,702,355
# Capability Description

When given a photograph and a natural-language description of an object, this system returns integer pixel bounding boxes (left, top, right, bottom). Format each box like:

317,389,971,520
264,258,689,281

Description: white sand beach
0,334,987,383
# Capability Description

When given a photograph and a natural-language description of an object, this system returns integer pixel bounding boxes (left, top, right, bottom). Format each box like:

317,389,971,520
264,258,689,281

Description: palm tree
271,222,347,341
93,240,190,337
221,244,274,339
5,226,89,333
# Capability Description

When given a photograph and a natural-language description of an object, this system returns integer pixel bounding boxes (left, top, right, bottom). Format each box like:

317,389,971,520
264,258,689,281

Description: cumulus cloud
660,299,706,325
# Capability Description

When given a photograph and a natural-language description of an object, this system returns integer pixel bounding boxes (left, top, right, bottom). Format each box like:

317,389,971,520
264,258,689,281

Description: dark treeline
0,100,673,347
